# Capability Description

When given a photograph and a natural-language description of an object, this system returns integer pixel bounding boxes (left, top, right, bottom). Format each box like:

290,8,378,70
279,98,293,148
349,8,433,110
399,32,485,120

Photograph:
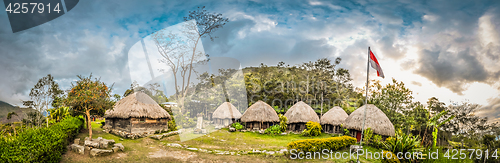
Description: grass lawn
60,120,477,162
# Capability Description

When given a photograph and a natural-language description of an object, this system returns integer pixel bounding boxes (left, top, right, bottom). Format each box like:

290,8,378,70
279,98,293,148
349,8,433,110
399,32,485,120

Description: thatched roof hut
344,104,395,137
212,102,242,127
284,101,320,132
241,100,279,122
241,100,279,130
284,101,320,124
212,102,242,119
320,106,348,133
320,106,348,126
104,92,171,119
103,92,171,138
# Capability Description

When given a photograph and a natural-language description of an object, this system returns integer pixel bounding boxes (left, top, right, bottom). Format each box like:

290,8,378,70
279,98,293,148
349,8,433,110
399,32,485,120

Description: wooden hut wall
288,122,307,132
130,117,169,134
245,122,275,130
322,124,341,133
105,118,132,133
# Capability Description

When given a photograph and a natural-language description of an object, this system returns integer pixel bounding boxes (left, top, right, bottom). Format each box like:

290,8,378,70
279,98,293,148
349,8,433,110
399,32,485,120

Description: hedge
287,136,357,152
0,116,84,162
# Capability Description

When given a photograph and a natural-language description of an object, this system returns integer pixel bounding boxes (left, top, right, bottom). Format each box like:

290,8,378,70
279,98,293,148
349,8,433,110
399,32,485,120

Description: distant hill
0,101,31,123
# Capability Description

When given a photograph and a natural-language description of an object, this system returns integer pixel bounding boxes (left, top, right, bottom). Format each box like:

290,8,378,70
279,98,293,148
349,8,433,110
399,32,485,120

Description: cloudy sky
0,0,499,121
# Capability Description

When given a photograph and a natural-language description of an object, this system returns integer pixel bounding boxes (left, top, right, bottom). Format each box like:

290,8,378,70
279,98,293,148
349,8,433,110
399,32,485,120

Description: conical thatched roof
104,92,171,119
284,101,320,124
212,102,242,119
241,100,279,122
343,104,395,136
320,106,348,125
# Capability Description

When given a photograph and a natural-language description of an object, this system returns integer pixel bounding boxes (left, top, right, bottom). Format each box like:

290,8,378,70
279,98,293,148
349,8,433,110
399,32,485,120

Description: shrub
168,118,177,131
286,136,356,152
383,130,423,162
364,127,373,145
0,116,84,162
278,114,287,132
344,128,350,135
371,134,384,149
302,121,322,137
264,125,282,135
231,122,244,130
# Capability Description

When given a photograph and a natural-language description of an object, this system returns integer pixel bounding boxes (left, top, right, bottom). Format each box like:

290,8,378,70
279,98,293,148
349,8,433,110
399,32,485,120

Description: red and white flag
369,49,384,78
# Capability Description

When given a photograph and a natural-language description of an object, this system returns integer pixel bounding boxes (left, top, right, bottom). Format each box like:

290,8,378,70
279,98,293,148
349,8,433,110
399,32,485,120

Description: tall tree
369,79,414,129
152,6,228,114
66,74,112,139
23,74,62,128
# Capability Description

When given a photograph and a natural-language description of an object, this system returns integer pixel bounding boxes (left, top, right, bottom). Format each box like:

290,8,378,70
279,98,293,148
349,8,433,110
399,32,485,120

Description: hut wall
288,122,307,132
130,117,168,134
105,118,132,133
244,121,275,130
214,118,238,127
322,124,341,133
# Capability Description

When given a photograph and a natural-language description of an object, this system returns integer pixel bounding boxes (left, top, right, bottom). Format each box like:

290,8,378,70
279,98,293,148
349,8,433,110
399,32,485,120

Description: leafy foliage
278,114,287,132
264,125,282,135
65,74,113,139
286,136,356,152
363,127,373,145
0,116,84,162
383,130,423,162
231,122,244,130
302,121,322,137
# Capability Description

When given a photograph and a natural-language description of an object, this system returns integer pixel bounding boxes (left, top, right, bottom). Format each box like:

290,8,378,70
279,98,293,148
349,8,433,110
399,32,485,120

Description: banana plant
426,110,454,149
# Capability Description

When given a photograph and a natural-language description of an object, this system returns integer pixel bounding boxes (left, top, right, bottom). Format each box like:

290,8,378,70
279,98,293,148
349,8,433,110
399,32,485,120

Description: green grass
63,120,478,162
163,128,333,151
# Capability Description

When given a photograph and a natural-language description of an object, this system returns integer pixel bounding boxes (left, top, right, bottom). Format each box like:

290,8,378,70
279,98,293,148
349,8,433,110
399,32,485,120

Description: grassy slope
0,101,31,123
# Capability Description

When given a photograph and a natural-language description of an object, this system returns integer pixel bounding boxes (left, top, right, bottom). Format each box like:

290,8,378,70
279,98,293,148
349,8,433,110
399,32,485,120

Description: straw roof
284,101,320,124
212,102,242,119
104,92,171,119
320,106,348,125
343,104,395,136
241,100,279,122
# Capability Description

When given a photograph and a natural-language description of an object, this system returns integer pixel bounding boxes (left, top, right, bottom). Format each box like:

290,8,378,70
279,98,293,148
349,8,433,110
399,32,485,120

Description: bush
264,125,282,135
100,121,106,128
278,114,287,132
364,127,373,145
344,128,350,135
302,121,322,137
383,130,423,162
286,136,356,152
168,118,177,131
0,116,84,162
231,122,243,130
371,134,385,149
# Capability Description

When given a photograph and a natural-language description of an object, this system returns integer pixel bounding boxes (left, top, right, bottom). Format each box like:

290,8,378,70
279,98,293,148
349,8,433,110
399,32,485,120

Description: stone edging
165,143,288,156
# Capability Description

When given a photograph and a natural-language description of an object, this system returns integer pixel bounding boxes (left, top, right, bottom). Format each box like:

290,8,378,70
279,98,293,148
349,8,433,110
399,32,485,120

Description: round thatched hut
320,106,348,133
103,92,171,138
343,104,395,142
284,101,320,132
212,102,242,127
241,100,279,130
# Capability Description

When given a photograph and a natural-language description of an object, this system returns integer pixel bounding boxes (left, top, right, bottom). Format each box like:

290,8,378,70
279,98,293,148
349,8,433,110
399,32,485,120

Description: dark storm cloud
1,0,500,106
414,48,491,94
476,97,500,123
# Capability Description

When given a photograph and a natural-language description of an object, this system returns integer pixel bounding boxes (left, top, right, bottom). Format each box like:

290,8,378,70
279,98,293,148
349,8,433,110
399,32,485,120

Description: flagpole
360,47,370,145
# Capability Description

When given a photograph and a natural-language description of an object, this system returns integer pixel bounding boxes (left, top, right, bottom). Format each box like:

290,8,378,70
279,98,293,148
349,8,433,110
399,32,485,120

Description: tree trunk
85,109,92,139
